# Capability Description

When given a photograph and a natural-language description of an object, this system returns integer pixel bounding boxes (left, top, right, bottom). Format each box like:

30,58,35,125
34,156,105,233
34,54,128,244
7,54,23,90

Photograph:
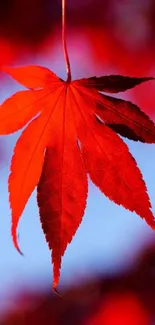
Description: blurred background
0,0,155,324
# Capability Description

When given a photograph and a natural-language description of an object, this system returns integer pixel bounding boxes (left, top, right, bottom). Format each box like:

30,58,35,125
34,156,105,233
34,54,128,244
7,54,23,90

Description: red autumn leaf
75,85,155,143
70,89,154,225
2,65,61,89
1,65,155,289
77,75,154,93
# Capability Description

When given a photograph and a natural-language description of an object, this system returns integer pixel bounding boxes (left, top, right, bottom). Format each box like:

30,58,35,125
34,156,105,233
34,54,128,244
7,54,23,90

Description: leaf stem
62,0,71,82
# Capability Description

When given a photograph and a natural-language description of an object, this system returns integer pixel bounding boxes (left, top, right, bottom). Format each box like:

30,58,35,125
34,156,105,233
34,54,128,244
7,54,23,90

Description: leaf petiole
62,0,72,82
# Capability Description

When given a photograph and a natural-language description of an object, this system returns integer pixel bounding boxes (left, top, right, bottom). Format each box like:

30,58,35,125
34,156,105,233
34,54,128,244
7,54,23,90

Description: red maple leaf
1,0,155,290
0,64,154,289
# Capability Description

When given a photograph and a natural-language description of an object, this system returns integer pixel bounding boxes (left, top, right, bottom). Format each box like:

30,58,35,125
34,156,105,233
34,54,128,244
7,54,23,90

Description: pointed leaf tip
12,225,24,256
53,286,62,297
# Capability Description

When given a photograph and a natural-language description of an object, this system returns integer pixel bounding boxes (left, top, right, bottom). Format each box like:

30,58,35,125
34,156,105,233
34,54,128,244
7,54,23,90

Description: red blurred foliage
0,0,154,114
85,293,150,325
2,244,155,325
0,0,154,69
